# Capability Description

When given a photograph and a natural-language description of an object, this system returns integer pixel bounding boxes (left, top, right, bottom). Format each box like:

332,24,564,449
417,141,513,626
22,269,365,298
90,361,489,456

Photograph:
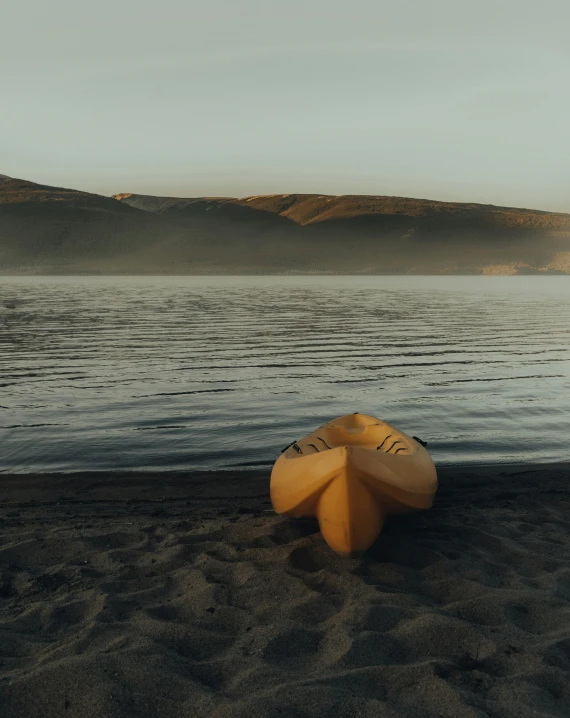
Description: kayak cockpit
286,413,414,457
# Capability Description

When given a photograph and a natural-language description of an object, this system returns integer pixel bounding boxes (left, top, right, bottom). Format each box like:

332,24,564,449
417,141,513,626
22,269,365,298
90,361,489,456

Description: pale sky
1,0,569,211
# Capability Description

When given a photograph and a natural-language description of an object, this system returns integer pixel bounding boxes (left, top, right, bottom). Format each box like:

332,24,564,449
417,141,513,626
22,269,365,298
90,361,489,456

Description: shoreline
1,463,569,717
3,271,570,276
1,461,568,504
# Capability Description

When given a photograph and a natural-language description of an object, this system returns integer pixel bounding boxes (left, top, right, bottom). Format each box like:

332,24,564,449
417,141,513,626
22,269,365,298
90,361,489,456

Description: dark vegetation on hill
2,177,570,274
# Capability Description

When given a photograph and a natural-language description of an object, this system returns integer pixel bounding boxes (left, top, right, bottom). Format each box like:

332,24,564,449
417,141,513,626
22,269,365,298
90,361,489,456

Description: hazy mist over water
1,275,569,473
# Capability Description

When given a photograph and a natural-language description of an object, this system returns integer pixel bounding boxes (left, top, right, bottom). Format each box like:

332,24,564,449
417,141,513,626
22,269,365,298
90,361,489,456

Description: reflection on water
1,275,569,473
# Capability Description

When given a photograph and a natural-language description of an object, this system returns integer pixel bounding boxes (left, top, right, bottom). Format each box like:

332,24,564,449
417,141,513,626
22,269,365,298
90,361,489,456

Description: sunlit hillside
1,177,570,274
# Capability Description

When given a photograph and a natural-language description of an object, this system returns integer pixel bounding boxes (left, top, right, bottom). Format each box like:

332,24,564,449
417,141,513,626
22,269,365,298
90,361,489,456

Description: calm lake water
1,275,569,473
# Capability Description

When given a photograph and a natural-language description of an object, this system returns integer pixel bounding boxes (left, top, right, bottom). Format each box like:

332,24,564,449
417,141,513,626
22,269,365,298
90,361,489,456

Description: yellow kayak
270,413,438,555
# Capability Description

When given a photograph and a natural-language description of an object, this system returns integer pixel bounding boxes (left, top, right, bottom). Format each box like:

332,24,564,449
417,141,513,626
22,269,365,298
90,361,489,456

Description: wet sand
0,464,569,717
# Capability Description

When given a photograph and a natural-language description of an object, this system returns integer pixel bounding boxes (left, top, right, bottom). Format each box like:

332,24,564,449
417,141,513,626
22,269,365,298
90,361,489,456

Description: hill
0,178,189,274
1,178,570,274
111,191,570,275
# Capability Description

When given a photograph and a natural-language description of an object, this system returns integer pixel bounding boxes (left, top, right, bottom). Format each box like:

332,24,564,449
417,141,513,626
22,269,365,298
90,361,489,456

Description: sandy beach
1,464,569,717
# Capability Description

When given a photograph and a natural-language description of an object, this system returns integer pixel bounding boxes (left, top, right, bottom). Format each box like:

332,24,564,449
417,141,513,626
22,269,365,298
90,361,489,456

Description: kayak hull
270,413,438,554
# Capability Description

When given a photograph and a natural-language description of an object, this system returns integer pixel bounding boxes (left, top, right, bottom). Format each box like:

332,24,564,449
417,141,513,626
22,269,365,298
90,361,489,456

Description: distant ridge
113,191,570,228
1,176,570,274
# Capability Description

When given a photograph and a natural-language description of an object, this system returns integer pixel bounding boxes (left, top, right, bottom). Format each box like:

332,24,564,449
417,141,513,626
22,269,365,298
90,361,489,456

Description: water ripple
1,275,570,472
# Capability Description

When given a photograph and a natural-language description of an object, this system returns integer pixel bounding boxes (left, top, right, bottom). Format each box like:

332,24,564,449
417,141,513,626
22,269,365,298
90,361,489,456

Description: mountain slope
114,191,570,230
2,178,570,274
0,178,191,273
112,192,570,275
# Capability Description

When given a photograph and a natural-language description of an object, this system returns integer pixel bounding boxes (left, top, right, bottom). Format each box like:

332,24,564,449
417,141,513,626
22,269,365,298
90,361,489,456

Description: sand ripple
0,465,569,717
